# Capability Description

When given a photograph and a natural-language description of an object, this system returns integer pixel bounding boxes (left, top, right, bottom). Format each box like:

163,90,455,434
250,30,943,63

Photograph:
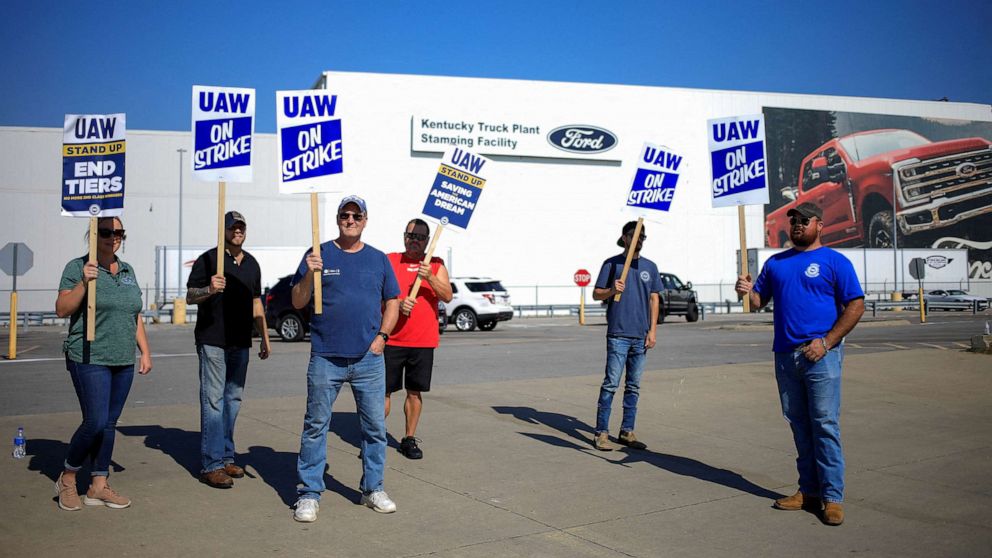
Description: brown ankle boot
822,502,844,526
774,491,821,511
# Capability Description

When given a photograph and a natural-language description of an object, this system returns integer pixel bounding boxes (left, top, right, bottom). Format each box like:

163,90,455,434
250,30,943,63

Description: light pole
892,178,899,297
177,148,187,299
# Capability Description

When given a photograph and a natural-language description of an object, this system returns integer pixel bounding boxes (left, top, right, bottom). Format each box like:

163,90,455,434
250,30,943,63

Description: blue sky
2,1,990,133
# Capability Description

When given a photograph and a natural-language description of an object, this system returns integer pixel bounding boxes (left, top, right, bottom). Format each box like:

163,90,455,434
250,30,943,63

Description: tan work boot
773,491,821,511
224,463,245,478
593,432,614,451
822,502,844,526
618,430,647,450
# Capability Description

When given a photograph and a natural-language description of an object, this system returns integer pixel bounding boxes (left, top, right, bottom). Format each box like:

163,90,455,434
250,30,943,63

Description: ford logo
925,255,951,269
547,125,618,154
955,162,977,177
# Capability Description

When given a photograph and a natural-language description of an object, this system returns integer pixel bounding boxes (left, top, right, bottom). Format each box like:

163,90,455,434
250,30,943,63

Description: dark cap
225,211,246,228
616,220,646,247
338,195,367,213
786,202,823,221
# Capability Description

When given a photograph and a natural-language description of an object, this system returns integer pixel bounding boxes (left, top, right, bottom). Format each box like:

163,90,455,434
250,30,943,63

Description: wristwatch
376,331,389,342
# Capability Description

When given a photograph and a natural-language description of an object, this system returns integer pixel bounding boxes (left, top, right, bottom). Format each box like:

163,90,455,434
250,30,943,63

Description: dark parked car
263,274,448,342
658,272,699,323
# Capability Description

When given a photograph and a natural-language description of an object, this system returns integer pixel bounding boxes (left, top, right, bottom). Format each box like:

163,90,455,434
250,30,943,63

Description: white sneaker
294,498,319,522
361,490,397,513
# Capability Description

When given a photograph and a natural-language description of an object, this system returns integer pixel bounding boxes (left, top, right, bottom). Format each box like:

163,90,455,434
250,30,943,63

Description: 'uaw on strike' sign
277,91,343,194
62,114,126,217
422,147,491,230
624,142,684,217
708,114,769,208
191,85,255,182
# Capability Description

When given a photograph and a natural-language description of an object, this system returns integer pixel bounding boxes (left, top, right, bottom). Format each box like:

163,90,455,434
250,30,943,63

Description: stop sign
574,269,591,287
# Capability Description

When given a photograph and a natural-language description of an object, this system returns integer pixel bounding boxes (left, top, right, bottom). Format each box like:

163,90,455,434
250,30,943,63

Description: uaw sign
422,147,491,230
277,91,344,194
708,114,769,208
62,114,126,217
191,85,255,182
625,142,684,216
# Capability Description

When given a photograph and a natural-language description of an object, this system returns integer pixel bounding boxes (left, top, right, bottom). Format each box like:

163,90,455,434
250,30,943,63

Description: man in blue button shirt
592,221,662,452
289,195,400,523
736,202,865,527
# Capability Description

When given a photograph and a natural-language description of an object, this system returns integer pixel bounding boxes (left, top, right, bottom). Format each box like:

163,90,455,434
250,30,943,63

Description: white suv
446,277,514,331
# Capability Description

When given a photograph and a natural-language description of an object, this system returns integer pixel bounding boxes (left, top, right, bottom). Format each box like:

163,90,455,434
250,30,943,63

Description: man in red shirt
385,219,453,459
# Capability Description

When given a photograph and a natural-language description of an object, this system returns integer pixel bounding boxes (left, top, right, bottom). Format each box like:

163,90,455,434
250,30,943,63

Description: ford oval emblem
955,162,977,177
547,125,618,154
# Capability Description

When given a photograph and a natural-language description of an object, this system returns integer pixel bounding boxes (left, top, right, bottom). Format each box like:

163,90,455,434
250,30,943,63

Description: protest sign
63,113,127,340
708,115,769,312
615,142,685,301
62,113,126,218
409,147,492,298
277,90,346,313
191,85,255,277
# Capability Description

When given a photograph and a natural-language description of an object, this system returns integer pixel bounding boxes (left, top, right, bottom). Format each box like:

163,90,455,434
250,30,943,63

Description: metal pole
177,148,187,298
892,179,898,294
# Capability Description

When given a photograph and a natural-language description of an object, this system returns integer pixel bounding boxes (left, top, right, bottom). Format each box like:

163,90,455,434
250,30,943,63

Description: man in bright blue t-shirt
736,202,864,527
288,195,401,523
592,221,662,452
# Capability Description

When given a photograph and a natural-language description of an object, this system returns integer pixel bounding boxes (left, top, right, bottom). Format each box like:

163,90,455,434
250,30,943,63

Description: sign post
415,146,492,296
617,141,685,302
1,242,33,360
574,268,591,325
62,113,127,341
909,257,927,323
192,85,256,279
708,115,769,313
277,90,346,314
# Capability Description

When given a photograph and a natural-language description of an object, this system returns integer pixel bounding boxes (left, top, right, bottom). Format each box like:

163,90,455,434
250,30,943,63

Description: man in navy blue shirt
289,195,400,523
592,221,662,451
736,202,864,527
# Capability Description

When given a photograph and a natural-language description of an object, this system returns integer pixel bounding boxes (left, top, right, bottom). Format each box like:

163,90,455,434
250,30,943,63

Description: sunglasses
404,232,428,242
626,233,647,241
97,228,126,239
338,212,365,222
789,216,816,226
227,224,246,231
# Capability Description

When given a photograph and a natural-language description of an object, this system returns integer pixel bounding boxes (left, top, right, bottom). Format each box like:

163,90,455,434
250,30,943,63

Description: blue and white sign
421,147,491,231
191,85,255,182
624,142,684,217
62,113,126,218
708,114,769,208
276,91,344,194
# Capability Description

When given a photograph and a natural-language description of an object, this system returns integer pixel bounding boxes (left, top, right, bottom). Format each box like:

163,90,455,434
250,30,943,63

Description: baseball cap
338,195,368,214
786,202,823,221
224,211,246,228
616,221,647,247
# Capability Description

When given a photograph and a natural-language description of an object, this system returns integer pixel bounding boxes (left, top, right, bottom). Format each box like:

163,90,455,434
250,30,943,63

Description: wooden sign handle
613,217,643,302
216,181,226,278
311,193,322,314
408,225,445,299
86,217,97,341
738,205,751,313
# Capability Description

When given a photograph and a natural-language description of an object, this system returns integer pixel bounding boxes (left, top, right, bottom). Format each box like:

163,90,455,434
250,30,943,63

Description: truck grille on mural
546,125,617,154
762,107,992,279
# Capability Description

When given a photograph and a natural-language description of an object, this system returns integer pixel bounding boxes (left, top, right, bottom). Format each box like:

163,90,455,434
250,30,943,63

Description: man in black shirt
187,211,271,488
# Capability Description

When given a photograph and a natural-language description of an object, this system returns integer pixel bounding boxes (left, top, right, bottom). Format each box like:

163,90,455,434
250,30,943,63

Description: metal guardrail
0,307,197,328
865,299,989,317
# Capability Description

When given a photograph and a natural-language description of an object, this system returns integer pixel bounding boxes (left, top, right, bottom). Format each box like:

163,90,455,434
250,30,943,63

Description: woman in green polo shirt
53,216,153,511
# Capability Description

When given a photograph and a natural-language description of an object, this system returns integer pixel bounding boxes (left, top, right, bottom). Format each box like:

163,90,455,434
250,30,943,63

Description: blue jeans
774,344,845,503
198,344,249,473
64,358,134,476
297,352,387,501
596,336,646,434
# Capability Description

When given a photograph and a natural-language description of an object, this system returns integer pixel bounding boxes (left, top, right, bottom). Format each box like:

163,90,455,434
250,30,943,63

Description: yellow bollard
172,297,187,325
891,291,903,312
7,291,17,360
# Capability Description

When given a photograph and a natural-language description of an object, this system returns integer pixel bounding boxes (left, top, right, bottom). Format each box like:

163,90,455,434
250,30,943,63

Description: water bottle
12,427,25,459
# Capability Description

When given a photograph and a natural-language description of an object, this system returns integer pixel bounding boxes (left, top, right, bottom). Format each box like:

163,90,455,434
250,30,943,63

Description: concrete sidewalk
2,348,990,557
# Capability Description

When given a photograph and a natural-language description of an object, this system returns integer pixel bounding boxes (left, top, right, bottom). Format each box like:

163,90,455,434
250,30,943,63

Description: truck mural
763,108,992,279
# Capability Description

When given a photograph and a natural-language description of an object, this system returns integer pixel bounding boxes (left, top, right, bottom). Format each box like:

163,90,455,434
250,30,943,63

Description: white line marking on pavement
953,342,970,348
885,343,910,350
918,343,948,350
0,352,197,364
